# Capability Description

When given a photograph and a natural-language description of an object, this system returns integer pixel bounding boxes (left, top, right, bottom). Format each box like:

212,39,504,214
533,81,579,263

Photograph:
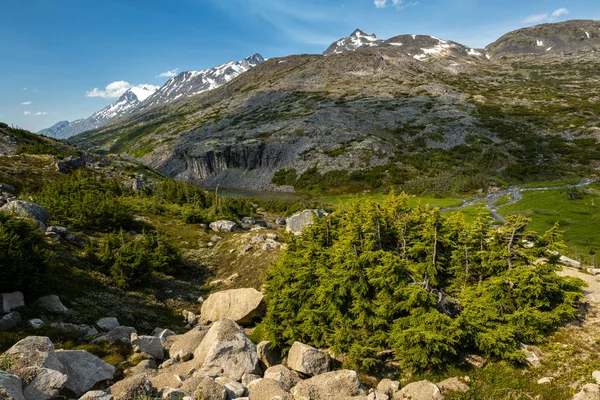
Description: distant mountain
487,19,600,57
39,85,158,139
138,54,265,110
324,29,384,55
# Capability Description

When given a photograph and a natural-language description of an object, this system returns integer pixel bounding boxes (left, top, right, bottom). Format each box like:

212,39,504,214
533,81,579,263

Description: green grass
520,179,583,189
316,192,463,209
499,187,600,264
493,195,512,207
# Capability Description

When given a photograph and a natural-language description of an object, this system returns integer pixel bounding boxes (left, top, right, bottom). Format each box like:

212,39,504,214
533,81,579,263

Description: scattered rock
257,341,282,369
537,377,554,385
0,183,16,193
152,328,176,341
131,333,165,360
287,341,331,377
276,218,286,226
167,329,206,359
394,380,443,400
463,354,487,368
126,359,158,377
209,220,238,233
2,291,24,313
21,367,68,400
96,317,120,332
35,295,68,314
201,288,265,326
0,311,22,331
109,373,154,400
242,373,261,386
194,318,261,381
161,387,186,400
199,376,227,400
263,365,301,391
5,336,64,372
437,377,469,394
518,344,542,367
79,390,113,400
46,226,68,235
210,235,223,243
377,379,401,398
285,209,326,235
92,326,137,345
369,390,390,400
55,349,115,397
560,255,581,269
0,369,25,400
50,323,97,338
240,244,254,255
0,201,50,223
215,376,247,398
291,369,365,399
28,319,44,329
573,383,600,400
248,378,293,400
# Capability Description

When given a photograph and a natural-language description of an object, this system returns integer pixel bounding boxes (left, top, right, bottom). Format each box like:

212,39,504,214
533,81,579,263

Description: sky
1,0,600,132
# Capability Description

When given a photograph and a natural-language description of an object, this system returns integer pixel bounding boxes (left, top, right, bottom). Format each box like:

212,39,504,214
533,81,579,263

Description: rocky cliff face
71,20,600,192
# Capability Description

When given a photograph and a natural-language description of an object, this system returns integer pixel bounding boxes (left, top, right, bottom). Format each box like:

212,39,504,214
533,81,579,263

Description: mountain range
40,54,265,139
69,20,600,194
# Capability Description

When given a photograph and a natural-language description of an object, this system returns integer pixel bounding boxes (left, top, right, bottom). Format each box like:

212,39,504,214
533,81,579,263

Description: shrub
0,212,49,294
262,193,584,372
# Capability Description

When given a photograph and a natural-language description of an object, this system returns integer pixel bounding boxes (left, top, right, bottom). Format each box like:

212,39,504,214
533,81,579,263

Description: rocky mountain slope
39,85,158,139
70,20,600,193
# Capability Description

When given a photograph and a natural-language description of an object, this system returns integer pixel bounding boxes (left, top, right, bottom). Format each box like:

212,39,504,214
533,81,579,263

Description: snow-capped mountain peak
324,29,384,55
129,84,159,102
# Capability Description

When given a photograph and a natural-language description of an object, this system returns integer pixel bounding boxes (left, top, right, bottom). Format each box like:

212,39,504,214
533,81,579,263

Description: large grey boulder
393,380,443,400
55,349,115,397
285,209,325,235
201,288,265,326
0,311,22,331
20,367,68,400
92,326,137,345
199,376,227,400
248,378,293,400
286,341,330,377
2,292,24,313
108,373,153,400
377,379,401,398
167,329,206,359
263,365,301,391
4,336,64,373
1,201,50,223
36,295,68,314
291,369,365,399
0,370,24,400
96,317,120,332
257,341,281,368
194,318,261,381
131,333,165,360
209,220,238,232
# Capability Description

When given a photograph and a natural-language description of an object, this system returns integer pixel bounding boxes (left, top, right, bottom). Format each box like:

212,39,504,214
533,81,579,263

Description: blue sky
2,0,599,132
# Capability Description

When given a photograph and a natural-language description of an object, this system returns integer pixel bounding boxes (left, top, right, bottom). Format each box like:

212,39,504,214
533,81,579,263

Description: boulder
209,220,238,233
437,377,469,394
152,328,176,341
194,318,261,381
369,391,390,400
215,376,247,398
20,367,68,400
92,326,137,345
286,341,330,377
125,359,158,377
1,201,50,223
201,288,265,326
257,341,282,368
55,349,115,397
377,379,401,398
2,292,24,313
5,336,64,373
276,218,286,226
593,370,600,385
131,333,165,360
167,329,206,359
0,183,16,193
241,373,261,386
79,390,113,400
285,209,325,235
263,365,301,391
161,387,186,400
393,380,443,400
109,373,154,400
35,295,68,314
291,370,365,399
49,323,97,338
96,317,120,332
0,311,22,331
573,383,600,400
248,378,293,400
0,370,24,400
46,226,68,235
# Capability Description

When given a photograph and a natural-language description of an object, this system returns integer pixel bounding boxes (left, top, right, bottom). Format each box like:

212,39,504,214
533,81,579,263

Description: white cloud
373,0,418,9
523,8,569,24
86,80,132,98
21,101,32,105
35,111,47,116
158,68,179,78
23,111,31,115
23,111,48,116
552,8,569,17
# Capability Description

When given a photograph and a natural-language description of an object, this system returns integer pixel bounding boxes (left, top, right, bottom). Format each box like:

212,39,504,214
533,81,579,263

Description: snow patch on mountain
323,29,384,55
